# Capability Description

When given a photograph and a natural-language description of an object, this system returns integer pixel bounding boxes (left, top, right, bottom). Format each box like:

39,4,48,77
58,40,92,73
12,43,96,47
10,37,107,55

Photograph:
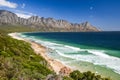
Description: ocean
20,32,120,80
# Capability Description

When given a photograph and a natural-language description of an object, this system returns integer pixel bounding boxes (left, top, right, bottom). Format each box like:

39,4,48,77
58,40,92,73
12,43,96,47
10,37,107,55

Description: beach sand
8,33,72,75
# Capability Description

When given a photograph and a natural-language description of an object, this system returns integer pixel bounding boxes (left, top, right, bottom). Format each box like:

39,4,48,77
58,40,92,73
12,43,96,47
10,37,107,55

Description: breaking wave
20,34,120,74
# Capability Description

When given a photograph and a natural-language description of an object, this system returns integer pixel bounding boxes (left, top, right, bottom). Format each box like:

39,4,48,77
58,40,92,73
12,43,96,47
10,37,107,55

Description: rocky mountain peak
0,10,100,32
29,16,40,19
0,10,17,17
84,21,91,26
80,21,91,27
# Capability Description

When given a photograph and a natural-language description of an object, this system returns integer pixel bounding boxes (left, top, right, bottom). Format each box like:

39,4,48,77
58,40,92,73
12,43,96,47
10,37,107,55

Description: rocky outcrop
0,10,100,32
59,67,71,76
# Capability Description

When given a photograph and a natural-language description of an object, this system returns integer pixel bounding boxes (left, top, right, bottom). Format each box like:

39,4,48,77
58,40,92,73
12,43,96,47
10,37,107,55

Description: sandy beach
8,33,72,75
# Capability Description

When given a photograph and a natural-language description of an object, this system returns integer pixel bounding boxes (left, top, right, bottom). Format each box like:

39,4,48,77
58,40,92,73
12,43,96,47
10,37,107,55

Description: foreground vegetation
0,27,111,80
64,70,111,80
0,30,53,80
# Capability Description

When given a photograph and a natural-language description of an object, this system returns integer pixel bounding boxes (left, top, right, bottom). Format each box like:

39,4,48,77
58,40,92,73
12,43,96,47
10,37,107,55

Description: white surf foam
20,34,120,74
64,45,81,51
65,50,120,74
87,50,110,58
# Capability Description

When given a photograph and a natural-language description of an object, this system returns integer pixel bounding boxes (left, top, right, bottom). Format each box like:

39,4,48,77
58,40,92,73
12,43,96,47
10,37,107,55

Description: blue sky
0,0,120,31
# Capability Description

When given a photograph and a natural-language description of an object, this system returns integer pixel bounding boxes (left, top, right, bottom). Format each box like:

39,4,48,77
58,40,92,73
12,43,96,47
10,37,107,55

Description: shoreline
8,33,72,75
8,32,120,80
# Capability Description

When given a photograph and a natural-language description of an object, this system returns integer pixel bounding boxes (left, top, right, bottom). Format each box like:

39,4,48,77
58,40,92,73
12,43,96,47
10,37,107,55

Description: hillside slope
0,31,53,80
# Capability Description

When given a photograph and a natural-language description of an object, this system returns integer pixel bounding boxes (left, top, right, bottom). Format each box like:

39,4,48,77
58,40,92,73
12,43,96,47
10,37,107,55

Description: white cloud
16,13,32,19
0,0,18,8
15,10,36,16
14,10,36,18
21,3,25,8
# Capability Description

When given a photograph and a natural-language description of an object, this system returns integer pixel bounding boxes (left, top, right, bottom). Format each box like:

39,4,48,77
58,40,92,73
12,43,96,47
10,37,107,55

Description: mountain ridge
0,10,100,32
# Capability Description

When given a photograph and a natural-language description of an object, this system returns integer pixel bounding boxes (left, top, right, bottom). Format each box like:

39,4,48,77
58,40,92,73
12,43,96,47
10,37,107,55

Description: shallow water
20,32,120,80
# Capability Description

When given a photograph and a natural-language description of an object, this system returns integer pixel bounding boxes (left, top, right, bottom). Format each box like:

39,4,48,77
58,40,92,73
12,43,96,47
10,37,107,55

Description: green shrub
70,70,84,80
69,70,111,80
63,76,73,80
0,31,53,79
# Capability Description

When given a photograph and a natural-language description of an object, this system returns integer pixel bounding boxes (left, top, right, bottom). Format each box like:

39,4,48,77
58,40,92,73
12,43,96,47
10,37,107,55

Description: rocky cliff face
0,10,100,32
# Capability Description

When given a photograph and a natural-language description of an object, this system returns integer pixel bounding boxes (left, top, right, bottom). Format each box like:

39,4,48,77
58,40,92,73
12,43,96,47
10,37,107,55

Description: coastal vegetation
0,29,111,80
66,70,111,80
0,30,53,80
0,25,38,33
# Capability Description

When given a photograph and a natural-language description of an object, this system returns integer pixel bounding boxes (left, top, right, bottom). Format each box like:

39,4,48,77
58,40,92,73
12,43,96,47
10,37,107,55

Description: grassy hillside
0,30,53,80
0,24,39,33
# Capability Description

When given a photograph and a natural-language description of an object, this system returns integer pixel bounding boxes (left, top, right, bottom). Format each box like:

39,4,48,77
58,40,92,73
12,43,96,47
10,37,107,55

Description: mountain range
0,10,100,32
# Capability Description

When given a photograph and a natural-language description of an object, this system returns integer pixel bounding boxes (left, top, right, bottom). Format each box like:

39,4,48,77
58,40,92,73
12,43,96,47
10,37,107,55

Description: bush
63,76,73,80
0,31,53,79
69,70,111,80
70,70,84,80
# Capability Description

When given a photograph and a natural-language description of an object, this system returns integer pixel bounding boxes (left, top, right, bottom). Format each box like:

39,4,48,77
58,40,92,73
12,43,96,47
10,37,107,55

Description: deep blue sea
20,32,120,80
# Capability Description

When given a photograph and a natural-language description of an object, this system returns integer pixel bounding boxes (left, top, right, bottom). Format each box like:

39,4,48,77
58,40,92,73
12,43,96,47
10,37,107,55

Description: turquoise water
20,32,120,80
